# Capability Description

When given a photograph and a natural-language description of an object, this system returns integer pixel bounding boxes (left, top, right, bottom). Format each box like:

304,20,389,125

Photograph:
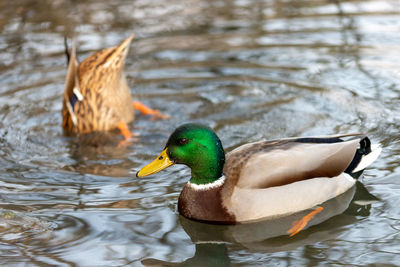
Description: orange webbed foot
287,206,324,237
132,101,169,120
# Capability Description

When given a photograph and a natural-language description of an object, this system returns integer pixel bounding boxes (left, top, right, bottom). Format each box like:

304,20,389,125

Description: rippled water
0,0,399,266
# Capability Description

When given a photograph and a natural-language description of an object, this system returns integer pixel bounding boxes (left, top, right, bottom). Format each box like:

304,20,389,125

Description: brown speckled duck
62,34,166,139
137,123,382,235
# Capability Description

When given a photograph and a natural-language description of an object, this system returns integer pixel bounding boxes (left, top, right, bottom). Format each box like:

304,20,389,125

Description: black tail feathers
345,137,372,177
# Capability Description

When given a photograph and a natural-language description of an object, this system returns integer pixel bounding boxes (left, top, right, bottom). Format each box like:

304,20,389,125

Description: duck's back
219,134,381,222
224,135,364,189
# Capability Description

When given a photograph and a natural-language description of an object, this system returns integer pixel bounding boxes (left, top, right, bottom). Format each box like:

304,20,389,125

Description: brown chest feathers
178,181,236,224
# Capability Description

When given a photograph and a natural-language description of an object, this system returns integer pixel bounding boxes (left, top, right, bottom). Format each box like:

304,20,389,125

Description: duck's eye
177,138,189,145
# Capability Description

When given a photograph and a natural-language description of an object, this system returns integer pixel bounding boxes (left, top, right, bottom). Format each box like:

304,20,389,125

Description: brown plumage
62,34,135,135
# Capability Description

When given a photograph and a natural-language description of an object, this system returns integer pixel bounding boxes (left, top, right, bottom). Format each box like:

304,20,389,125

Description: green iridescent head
137,123,225,185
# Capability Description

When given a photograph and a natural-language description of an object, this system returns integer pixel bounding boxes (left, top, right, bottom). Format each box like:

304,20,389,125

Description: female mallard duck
62,34,166,139
137,123,381,233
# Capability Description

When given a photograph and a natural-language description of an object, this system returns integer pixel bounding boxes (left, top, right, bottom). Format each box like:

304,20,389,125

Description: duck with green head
137,123,381,231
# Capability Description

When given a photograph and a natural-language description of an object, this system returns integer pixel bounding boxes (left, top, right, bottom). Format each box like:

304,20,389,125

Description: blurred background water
0,0,399,266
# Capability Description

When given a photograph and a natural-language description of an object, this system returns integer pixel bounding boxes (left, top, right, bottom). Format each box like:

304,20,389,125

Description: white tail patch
353,143,382,173
343,172,355,182
353,200,379,205
73,86,83,101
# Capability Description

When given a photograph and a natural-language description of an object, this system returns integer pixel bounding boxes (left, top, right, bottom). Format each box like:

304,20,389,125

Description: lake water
0,0,399,266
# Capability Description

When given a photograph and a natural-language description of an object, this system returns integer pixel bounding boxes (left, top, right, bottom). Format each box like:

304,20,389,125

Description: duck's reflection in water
142,243,230,267
63,132,134,177
142,181,377,266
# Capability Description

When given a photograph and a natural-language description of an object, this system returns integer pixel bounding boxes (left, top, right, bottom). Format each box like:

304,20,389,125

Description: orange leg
117,121,133,140
287,206,324,237
132,101,169,120
117,121,139,147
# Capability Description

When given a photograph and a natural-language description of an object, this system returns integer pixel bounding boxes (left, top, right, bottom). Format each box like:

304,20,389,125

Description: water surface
0,0,399,266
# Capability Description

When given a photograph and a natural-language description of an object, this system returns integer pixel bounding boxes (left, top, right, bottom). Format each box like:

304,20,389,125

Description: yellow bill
136,149,174,177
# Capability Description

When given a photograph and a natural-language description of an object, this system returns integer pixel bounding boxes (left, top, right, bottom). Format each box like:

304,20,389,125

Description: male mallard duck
62,34,167,139
137,123,381,234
